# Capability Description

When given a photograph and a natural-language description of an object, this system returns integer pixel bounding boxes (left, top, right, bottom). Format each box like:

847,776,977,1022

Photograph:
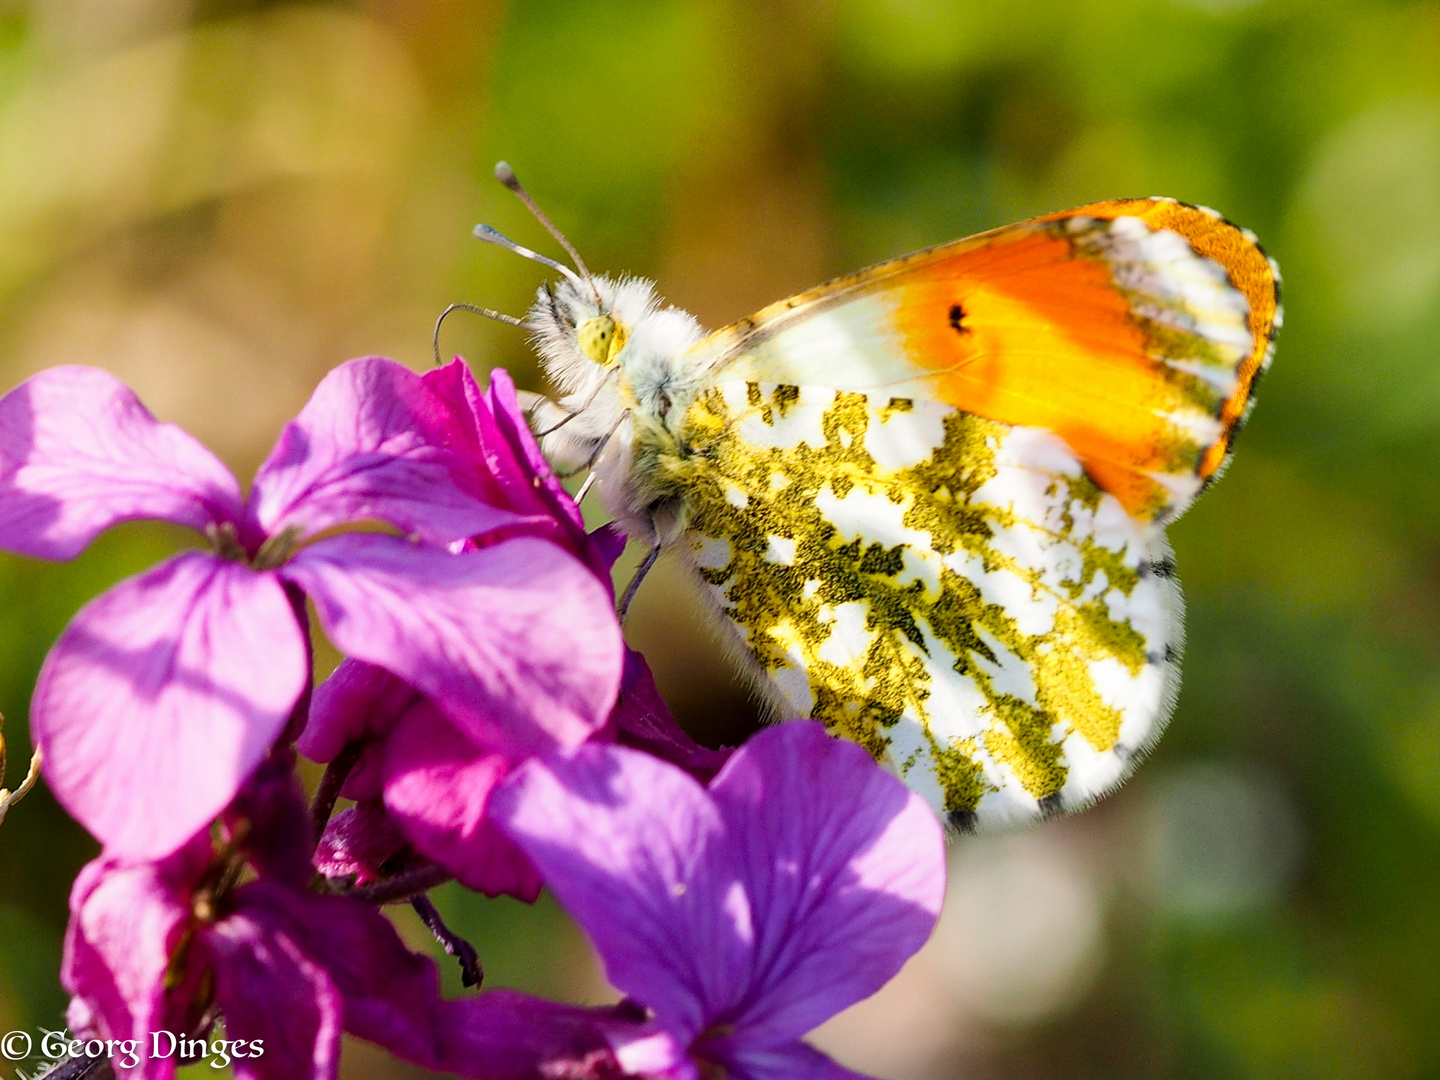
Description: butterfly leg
556,409,628,479
617,542,662,621
573,470,599,506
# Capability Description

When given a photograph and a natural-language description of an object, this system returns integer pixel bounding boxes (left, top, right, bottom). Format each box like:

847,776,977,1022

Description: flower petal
607,650,732,783
225,882,438,1067
491,744,745,1044
0,366,242,559
314,799,407,885
421,363,614,579
381,700,542,901
437,992,627,1080
223,753,314,887
283,533,621,754
709,723,946,1045
34,554,307,857
207,910,341,1080
207,904,343,1080
713,1040,876,1080
299,658,418,764
248,357,516,544
61,838,211,1071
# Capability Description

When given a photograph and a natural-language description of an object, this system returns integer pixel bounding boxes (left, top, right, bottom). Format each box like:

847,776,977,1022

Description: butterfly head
527,274,702,403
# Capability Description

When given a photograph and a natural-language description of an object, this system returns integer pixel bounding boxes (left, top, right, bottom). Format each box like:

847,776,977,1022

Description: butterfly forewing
663,381,1181,828
685,199,1279,525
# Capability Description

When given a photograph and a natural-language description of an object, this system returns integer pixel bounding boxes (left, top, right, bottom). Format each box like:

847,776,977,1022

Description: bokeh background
0,0,1437,1077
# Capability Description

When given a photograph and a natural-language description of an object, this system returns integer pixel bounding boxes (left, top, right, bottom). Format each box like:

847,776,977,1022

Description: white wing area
671,381,1183,829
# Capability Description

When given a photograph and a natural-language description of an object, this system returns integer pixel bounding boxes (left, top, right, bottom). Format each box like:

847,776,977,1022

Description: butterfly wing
652,200,1277,828
683,198,1281,524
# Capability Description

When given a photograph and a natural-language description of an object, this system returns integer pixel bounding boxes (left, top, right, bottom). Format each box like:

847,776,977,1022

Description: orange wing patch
696,198,1280,523
885,202,1276,519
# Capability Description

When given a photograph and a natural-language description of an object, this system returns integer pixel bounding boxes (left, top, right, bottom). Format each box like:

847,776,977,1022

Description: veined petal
230,882,448,1068
313,800,406,885
381,700,541,901
711,1040,875,1080
0,366,242,559
708,723,946,1045
247,357,517,544
231,884,623,1080
492,744,746,1044
437,992,626,1080
61,838,210,1075
283,534,621,754
299,658,418,765
422,364,592,535
207,904,342,1080
33,554,307,858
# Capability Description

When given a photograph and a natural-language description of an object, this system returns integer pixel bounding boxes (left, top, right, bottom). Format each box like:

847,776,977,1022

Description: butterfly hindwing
662,380,1181,828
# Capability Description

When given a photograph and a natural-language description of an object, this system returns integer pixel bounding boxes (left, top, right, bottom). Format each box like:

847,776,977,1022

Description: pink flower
304,649,731,902
63,758,625,1080
492,723,947,1080
0,359,622,859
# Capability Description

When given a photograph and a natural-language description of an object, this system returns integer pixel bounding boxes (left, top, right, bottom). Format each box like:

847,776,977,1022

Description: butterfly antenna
471,224,588,292
493,161,603,305
432,302,533,367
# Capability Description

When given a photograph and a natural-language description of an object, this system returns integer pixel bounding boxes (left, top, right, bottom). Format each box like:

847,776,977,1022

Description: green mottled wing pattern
652,380,1181,830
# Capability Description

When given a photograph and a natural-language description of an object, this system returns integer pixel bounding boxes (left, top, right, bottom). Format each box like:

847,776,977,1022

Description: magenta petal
284,533,621,754
247,357,516,544
437,991,624,1080
492,745,745,1043
231,882,450,1067
314,799,407,885
381,700,542,900
223,753,314,886
299,658,419,764
713,1040,876,1080
233,884,623,1080
207,904,342,1080
34,554,308,857
422,362,615,582
708,723,946,1045
61,839,210,1073
0,366,242,559
608,650,732,783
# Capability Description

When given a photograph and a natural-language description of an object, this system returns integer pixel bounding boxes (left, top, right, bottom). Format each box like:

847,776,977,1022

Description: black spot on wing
1038,793,1065,819
948,302,969,334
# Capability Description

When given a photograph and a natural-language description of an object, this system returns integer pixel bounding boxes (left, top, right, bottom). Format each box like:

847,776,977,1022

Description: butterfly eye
578,315,626,365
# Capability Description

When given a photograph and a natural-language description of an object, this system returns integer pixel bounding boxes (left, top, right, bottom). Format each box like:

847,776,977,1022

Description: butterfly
468,165,1280,832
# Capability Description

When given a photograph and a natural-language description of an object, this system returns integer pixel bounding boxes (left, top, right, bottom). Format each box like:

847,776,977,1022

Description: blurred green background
0,0,1437,1077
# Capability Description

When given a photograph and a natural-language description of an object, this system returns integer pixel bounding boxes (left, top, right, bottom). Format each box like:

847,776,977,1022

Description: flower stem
350,863,452,905
309,741,363,845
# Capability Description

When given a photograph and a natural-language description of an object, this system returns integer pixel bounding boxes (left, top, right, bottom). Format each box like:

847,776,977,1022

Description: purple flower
0,359,622,858
63,760,624,1080
492,722,947,1080
304,647,735,901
